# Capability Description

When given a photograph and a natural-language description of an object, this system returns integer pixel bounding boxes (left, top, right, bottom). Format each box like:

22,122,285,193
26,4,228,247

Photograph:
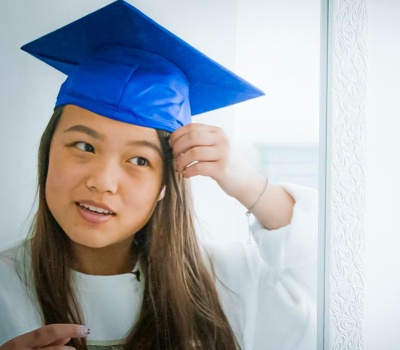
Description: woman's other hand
0,324,90,350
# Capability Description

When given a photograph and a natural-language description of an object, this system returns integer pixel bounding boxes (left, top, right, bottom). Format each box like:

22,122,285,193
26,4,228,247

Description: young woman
0,1,317,349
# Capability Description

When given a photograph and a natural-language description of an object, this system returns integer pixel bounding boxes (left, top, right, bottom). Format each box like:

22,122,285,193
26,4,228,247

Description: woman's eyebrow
63,125,104,140
63,125,163,157
128,140,163,159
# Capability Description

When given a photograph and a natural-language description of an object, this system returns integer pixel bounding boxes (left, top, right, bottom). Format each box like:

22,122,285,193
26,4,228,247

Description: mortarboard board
21,0,264,132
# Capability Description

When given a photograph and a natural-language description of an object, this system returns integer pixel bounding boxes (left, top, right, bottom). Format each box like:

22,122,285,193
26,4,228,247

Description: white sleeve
251,182,318,350
205,183,318,350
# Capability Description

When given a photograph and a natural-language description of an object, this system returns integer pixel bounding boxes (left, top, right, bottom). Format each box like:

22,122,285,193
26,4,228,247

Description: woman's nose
85,159,119,194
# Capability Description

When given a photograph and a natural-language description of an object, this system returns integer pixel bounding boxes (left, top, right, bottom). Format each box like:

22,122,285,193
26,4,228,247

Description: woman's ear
157,186,166,201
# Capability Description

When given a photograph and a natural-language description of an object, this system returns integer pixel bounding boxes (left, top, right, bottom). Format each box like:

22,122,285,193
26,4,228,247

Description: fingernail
80,326,91,336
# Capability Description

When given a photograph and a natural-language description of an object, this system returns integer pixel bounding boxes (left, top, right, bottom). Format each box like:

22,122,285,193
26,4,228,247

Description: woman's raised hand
169,123,247,197
170,123,265,200
0,324,90,350
170,123,295,230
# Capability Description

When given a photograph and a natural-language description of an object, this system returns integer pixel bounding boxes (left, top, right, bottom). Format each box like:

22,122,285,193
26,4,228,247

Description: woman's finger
170,124,222,157
30,324,89,349
0,324,89,350
37,347,75,350
171,130,218,158
170,123,217,144
46,337,71,346
175,146,226,175
180,160,221,179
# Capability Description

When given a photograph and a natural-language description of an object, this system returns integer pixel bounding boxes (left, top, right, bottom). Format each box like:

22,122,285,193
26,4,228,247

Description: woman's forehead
59,105,161,145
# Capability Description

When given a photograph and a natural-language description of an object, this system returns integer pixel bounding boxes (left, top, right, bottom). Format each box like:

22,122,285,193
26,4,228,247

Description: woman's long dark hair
29,106,240,349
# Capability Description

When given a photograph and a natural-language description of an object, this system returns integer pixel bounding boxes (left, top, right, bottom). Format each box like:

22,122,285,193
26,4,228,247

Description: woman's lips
75,202,116,224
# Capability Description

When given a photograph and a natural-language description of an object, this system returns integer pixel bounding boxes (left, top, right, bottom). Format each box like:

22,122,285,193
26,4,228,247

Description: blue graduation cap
21,0,264,132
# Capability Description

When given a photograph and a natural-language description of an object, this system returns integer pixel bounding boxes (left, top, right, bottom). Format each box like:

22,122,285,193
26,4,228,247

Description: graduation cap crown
21,0,264,132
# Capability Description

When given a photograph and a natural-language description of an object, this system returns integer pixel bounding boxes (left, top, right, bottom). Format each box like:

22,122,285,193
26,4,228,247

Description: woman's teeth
78,203,113,215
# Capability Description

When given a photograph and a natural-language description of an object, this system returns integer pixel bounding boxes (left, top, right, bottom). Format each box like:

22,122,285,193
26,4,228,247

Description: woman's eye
75,142,95,153
130,157,149,166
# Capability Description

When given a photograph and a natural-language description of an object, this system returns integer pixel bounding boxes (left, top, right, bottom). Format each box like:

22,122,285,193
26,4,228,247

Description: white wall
364,0,400,349
234,0,320,145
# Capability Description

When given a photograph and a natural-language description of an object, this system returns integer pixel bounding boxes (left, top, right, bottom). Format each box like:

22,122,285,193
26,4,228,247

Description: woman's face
46,105,165,249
